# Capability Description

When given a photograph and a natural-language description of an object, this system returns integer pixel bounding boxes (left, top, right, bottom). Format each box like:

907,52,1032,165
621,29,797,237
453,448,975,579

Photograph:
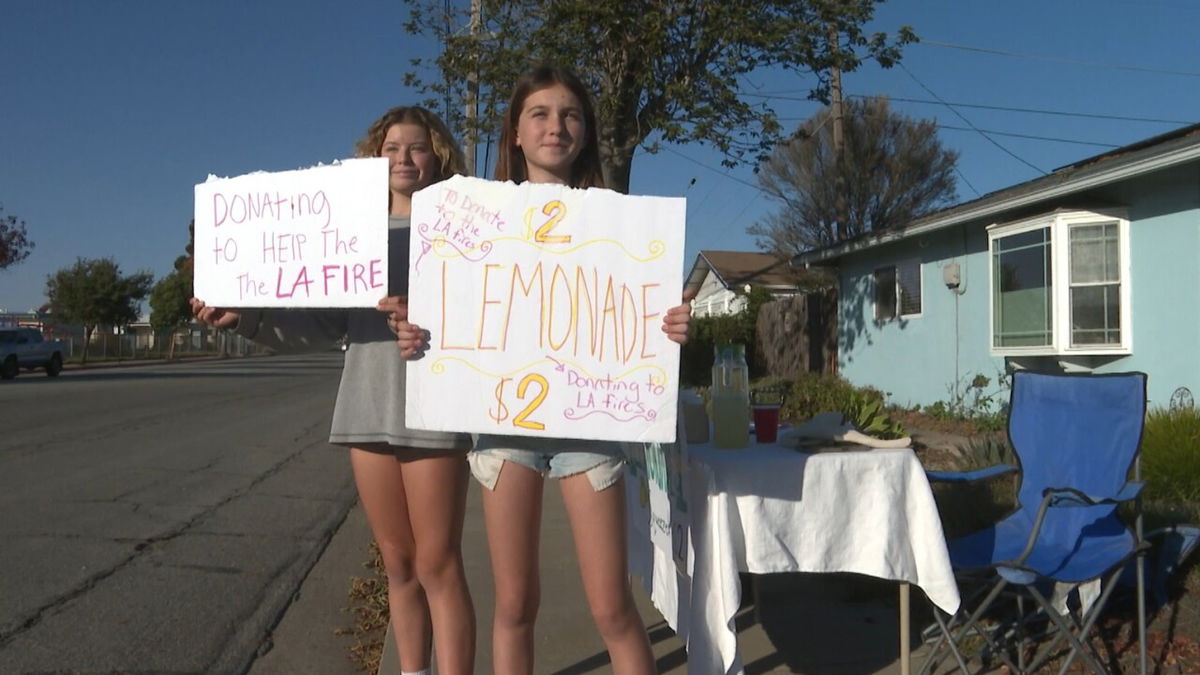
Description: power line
772,116,1118,148
660,145,763,192
935,125,1120,149
849,95,1193,126
920,39,1200,78
899,63,1047,176
659,146,770,227
953,166,980,199
743,90,1192,126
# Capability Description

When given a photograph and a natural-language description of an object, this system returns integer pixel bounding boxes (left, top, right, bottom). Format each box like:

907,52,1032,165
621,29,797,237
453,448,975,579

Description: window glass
1070,223,1119,283
898,262,922,316
1069,222,1121,346
993,227,1052,347
874,267,897,321
1071,285,1121,345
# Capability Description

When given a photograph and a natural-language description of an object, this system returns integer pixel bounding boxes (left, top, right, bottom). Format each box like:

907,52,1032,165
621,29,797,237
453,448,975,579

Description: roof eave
791,140,1200,267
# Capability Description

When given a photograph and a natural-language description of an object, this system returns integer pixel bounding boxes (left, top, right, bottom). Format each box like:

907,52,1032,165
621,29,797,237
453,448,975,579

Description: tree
148,221,196,360
0,203,34,270
402,0,914,192
46,258,153,364
749,96,959,255
149,273,192,359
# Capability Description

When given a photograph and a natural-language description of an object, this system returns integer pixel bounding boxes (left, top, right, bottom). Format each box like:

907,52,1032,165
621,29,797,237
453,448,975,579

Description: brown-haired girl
395,66,691,674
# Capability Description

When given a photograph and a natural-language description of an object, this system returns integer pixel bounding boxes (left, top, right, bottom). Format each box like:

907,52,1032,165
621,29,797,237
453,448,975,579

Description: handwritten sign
192,158,389,307
405,176,685,443
626,415,692,572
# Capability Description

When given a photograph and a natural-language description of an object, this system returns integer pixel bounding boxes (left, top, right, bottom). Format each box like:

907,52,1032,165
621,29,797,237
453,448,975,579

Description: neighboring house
685,250,801,317
792,123,1200,410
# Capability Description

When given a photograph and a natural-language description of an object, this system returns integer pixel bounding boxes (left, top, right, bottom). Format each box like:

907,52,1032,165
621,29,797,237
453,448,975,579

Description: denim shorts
469,434,626,492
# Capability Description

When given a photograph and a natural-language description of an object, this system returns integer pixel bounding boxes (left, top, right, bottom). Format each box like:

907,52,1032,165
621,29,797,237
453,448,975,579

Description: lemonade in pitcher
711,345,749,449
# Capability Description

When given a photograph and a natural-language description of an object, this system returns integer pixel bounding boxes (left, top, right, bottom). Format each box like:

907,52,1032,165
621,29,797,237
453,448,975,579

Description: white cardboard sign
405,176,685,443
193,158,389,307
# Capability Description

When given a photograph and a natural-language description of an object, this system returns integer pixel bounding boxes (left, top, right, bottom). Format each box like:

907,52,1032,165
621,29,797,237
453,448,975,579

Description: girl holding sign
396,66,691,674
191,106,474,675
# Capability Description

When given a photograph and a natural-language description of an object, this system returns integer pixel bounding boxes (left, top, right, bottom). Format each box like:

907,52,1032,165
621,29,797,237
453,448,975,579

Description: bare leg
350,447,430,672
560,473,654,674
481,462,545,675
400,452,475,675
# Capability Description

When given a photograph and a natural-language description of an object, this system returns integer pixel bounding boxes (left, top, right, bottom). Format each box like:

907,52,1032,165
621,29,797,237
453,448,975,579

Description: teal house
792,124,1200,410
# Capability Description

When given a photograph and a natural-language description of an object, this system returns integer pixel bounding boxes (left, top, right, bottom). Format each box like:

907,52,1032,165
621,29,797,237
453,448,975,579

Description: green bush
781,372,906,439
956,434,1014,471
844,389,907,439
782,372,857,420
1142,406,1200,503
679,287,775,387
921,371,1010,432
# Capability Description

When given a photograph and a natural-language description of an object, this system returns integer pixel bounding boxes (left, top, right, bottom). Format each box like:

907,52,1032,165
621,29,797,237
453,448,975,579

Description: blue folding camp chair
921,370,1149,675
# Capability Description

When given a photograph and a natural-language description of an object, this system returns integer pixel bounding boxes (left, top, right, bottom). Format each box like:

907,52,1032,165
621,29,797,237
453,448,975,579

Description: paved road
0,353,356,674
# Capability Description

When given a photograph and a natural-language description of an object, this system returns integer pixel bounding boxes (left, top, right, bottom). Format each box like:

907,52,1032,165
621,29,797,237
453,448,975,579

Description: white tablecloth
626,442,961,675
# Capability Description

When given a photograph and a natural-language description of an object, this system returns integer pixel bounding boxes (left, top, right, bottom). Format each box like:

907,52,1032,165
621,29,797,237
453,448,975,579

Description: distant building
685,250,802,317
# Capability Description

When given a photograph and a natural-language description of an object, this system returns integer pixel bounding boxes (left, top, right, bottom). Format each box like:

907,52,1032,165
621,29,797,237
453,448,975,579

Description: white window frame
873,259,923,322
987,209,1132,357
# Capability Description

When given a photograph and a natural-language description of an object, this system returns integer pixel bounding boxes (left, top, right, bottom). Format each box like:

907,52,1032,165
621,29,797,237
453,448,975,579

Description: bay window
988,210,1130,356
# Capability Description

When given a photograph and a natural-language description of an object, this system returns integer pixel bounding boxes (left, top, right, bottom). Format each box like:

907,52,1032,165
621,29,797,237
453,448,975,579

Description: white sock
401,669,431,675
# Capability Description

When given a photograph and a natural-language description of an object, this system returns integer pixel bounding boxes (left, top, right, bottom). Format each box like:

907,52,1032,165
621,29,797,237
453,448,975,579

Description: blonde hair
355,106,466,180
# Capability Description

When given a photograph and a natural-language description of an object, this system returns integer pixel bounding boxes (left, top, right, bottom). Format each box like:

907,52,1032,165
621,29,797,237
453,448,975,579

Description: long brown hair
494,66,605,189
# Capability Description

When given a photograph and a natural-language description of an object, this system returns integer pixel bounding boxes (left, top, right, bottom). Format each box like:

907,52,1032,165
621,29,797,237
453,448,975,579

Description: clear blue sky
3,0,1197,313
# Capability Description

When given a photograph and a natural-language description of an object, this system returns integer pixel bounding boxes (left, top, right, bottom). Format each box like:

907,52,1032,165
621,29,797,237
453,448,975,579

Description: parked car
0,327,66,379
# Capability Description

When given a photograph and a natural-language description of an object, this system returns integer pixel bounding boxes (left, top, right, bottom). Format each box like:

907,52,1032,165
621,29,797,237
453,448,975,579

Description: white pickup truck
0,326,66,379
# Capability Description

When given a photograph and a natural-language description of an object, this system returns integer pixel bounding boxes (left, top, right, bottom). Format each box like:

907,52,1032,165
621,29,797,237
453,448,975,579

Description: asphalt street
0,353,356,674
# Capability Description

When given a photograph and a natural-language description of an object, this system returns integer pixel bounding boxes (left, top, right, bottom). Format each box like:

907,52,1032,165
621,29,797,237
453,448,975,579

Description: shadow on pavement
751,572,934,674
552,572,927,674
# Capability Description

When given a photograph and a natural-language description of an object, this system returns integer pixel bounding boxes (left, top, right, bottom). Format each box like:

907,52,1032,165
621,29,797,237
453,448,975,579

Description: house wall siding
1099,166,1200,408
835,162,1200,411
693,271,747,317
837,226,1003,408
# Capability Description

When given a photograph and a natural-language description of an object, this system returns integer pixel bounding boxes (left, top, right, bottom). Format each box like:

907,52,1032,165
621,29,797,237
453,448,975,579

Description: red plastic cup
753,405,781,443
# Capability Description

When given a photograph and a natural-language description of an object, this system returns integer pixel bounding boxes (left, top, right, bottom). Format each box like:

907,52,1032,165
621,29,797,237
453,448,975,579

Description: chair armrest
925,463,1018,484
1043,482,1145,507
1010,482,1145,568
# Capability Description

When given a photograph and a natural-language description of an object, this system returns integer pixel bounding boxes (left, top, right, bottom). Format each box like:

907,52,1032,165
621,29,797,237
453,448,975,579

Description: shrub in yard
1141,406,1200,504
782,372,906,439
956,434,1014,472
928,435,1018,538
921,371,1010,433
844,389,907,439
782,372,858,421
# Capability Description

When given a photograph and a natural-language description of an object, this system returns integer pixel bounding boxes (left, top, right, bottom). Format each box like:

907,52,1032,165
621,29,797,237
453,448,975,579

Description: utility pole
464,0,481,176
828,23,847,242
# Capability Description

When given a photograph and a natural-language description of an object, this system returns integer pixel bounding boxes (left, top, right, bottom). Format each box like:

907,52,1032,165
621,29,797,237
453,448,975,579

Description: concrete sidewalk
247,477,931,674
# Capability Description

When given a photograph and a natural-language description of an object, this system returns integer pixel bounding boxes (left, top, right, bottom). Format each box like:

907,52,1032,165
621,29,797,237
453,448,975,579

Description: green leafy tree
46,257,153,364
149,221,196,359
403,0,914,192
750,95,959,254
0,203,34,270
149,272,191,359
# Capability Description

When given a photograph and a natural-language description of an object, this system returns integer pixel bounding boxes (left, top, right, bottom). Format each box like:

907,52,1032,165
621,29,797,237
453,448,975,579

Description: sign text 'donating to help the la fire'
193,158,388,308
